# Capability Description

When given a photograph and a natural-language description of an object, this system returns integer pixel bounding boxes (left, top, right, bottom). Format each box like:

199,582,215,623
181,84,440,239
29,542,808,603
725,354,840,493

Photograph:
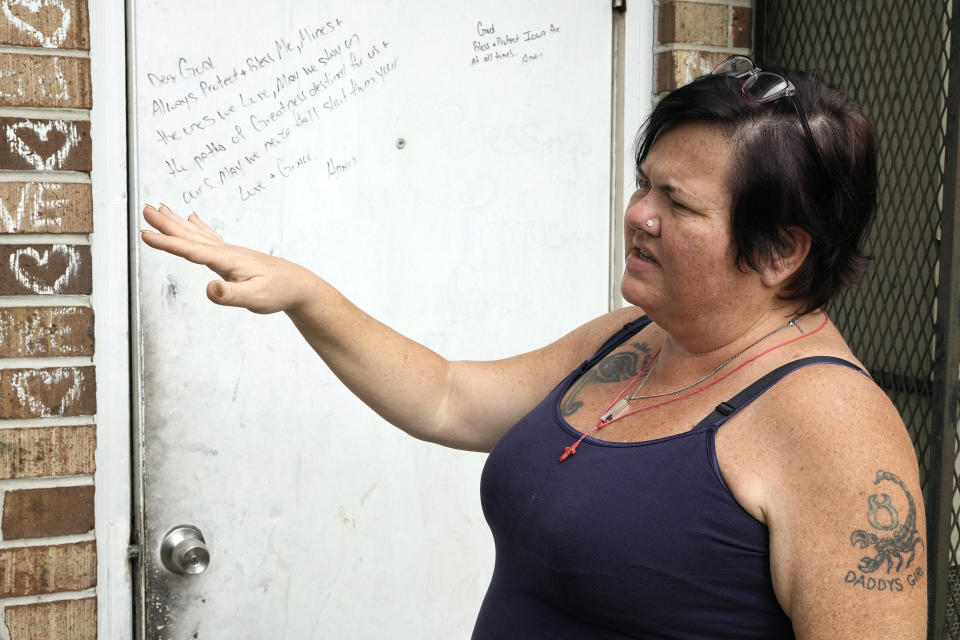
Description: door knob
160,524,210,575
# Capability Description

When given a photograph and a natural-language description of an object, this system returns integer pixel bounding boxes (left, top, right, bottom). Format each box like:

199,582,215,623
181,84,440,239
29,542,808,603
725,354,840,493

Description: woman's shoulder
566,305,651,357
742,331,918,509
730,315,918,498
757,355,903,434
748,319,908,452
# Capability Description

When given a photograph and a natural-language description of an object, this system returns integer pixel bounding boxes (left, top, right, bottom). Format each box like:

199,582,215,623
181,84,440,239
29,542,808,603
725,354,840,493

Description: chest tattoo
560,342,653,418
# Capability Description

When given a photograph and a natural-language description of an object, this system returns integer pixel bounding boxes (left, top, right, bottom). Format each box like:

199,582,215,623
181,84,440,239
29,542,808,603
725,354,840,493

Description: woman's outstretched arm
141,204,641,452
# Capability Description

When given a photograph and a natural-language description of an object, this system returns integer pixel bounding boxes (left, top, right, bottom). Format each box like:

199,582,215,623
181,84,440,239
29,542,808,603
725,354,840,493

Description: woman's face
621,121,760,327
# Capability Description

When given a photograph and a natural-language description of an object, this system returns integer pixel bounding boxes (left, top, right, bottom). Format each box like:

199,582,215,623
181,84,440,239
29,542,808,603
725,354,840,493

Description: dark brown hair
635,71,877,312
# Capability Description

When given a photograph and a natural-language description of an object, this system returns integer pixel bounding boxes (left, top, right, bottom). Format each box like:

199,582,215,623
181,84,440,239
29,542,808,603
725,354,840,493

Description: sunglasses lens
712,56,753,76
743,72,792,102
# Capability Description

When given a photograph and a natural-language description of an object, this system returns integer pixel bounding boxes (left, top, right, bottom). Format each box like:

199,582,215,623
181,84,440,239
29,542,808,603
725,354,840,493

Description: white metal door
130,2,615,637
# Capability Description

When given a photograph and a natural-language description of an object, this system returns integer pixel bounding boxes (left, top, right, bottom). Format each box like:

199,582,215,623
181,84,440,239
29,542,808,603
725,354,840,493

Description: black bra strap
694,356,871,430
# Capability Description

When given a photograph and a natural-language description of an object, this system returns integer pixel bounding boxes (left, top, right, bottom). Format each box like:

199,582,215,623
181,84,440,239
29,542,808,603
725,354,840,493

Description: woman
141,58,926,638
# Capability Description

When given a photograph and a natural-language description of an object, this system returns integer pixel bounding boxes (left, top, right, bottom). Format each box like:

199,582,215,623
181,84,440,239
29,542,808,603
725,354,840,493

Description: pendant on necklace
600,398,631,424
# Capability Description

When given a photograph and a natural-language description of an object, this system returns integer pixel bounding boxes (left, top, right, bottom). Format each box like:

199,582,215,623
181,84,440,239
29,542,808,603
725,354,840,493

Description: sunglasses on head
711,55,826,174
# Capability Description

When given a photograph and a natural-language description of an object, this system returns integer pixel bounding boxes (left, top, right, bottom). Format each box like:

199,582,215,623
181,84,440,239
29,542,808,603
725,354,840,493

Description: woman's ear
760,226,812,288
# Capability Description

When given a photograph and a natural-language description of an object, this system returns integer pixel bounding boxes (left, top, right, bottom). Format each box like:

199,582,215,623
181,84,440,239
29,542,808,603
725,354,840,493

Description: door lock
160,525,210,575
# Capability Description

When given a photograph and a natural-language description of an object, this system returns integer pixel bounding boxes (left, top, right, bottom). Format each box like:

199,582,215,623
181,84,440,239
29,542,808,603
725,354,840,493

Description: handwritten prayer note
141,17,397,205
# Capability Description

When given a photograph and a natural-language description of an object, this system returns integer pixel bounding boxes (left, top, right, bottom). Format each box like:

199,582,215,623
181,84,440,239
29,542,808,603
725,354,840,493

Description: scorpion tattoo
850,470,924,574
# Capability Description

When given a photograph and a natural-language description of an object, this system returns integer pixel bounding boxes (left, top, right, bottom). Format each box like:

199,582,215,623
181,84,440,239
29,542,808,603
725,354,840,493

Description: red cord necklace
559,313,830,462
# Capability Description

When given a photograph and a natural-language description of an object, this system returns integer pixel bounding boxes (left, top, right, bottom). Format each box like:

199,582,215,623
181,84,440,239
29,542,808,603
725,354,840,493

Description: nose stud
645,220,654,228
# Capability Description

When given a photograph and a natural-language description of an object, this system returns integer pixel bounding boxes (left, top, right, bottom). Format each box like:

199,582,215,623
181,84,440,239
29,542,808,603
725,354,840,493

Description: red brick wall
0,0,98,638
655,0,753,95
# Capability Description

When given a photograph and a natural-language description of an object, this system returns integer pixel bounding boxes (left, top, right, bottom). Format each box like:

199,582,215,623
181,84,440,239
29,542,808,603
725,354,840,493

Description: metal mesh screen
757,0,954,636
948,383,960,637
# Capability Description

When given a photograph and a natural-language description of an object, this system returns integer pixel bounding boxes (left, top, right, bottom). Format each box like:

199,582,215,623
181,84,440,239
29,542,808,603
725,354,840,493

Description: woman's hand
140,204,317,314
140,201,638,451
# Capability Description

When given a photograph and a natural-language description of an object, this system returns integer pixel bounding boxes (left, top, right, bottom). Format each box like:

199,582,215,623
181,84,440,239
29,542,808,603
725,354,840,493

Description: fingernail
159,203,172,214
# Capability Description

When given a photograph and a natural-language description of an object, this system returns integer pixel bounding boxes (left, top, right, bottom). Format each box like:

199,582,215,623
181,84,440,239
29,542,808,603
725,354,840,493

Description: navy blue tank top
474,317,867,639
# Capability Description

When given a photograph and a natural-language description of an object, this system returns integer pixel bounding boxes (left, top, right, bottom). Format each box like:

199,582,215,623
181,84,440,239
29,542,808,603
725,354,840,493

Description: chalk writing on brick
0,183,92,233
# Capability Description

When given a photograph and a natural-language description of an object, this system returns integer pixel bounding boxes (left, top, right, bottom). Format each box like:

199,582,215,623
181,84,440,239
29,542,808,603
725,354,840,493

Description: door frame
91,0,133,636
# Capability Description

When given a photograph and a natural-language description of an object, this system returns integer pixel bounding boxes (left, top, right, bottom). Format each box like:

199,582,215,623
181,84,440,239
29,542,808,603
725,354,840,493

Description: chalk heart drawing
10,245,80,294
11,367,83,417
1,0,72,48
7,119,79,170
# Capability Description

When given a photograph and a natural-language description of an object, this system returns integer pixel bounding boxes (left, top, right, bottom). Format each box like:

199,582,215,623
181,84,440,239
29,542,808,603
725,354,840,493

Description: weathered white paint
9,365,85,416
0,182,67,232
132,1,616,638
5,118,79,170
89,0,132,635
683,53,716,87
0,0,72,48
9,244,80,294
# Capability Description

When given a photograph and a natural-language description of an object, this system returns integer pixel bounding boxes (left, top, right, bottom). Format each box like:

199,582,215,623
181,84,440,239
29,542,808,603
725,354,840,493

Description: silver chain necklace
600,315,805,424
